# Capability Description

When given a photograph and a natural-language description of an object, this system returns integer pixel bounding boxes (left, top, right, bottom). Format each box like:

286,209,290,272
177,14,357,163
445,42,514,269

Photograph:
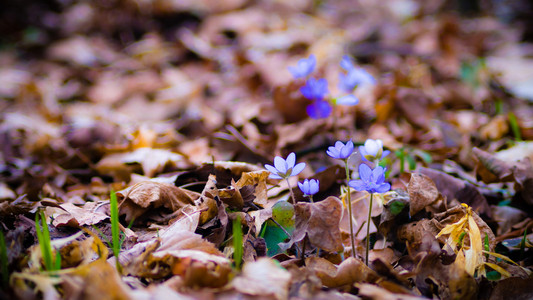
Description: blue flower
338,68,376,92
326,140,354,160
359,139,390,162
300,78,329,100
298,179,319,196
349,164,390,194
335,94,359,106
264,152,306,180
340,55,355,71
288,55,316,79
306,100,332,119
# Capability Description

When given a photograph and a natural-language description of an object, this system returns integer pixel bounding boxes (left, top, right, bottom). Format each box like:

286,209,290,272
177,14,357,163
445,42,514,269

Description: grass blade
110,190,122,273
0,230,8,288
232,214,243,270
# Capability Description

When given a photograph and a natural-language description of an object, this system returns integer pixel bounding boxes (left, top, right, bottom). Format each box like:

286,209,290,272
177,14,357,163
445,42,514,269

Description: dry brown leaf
118,181,197,223
408,173,439,216
292,196,344,253
53,202,109,228
231,258,291,300
235,170,269,206
306,256,377,288
96,147,189,179
357,283,427,300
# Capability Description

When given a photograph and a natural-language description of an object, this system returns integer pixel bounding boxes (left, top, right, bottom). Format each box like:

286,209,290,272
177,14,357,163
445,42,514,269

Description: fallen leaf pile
1,0,533,299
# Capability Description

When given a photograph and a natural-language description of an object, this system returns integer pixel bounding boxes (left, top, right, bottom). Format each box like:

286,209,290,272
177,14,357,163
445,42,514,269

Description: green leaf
486,270,501,281
389,200,406,215
263,201,295,256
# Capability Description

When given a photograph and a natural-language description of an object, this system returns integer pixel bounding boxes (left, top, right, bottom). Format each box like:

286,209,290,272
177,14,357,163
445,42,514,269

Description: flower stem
344,161,356,259
308,195,314,203
366,192,373,265
286,178,296,204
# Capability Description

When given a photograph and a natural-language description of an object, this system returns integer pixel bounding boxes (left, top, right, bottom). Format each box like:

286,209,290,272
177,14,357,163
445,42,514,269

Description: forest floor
1,0,533,299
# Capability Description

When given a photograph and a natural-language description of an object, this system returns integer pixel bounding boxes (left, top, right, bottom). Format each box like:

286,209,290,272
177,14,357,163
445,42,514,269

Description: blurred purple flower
349,164,390,194
288,55,316,78
335,94,359,106
306,99,332,119
338,68,376,92
326,140,354,160
298,179,319,196
300,78,329,100
264,152,306,180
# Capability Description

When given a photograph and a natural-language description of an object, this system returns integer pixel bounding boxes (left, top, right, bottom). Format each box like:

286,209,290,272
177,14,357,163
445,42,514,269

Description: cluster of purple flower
288,55,376,119
264,138,391,201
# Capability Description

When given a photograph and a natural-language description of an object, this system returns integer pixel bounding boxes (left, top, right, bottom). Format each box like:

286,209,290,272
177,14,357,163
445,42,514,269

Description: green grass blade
0,230,9,288
508,112,522,141
110,190,122,273
35,212,53,271
232,215,243,270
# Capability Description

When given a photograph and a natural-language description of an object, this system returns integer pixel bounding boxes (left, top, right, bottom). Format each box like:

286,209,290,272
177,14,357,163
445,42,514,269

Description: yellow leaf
484,262,511,278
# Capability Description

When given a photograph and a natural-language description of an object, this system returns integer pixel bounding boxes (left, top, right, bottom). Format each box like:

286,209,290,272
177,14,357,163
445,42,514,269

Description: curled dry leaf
290,196,344,253
419,167,491,216
196,174,219,225
408,173,439,216
235,170,270,206
231,258,291,300
96,147,190,180
306,257,377,288
357,283,427,300
473,147,533,206
415,252,477,300
52,202,109,228
117,181,197,223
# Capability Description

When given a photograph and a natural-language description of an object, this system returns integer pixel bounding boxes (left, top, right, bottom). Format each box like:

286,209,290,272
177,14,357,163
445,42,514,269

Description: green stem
286,178,296,204
366,192,373,265
344,161,356,259
308,195,314,203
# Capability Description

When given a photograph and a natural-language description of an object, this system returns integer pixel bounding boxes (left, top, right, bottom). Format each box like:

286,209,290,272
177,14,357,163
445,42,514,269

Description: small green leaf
486,270,501,281
389,200,406,215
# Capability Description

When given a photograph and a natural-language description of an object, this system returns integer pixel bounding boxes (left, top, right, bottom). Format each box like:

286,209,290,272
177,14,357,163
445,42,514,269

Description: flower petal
349,179,367,192
286,152,296,169
291,162,306,176
297,181,305,193
264,164,279,175
310,180,319,194
274,156,287,174
340,141,354,158
359,146,368,161
326,147,340,159
336,94,359,106
269,173,284,180
375,183,391,193
358,163,372,182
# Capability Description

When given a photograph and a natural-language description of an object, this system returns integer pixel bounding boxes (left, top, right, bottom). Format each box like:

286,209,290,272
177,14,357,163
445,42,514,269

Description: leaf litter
1,0,533,299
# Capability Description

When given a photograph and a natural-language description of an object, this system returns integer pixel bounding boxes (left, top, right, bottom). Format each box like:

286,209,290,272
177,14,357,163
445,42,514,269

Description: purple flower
288,55,316,79
264,152,306,180
349,164,390,194
326,140,354,160
338,68,376,92
306,100,332,119
335,94,359,106
300,78,329,100
340,55,355,71
298,179,319,196
359,139,390,162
